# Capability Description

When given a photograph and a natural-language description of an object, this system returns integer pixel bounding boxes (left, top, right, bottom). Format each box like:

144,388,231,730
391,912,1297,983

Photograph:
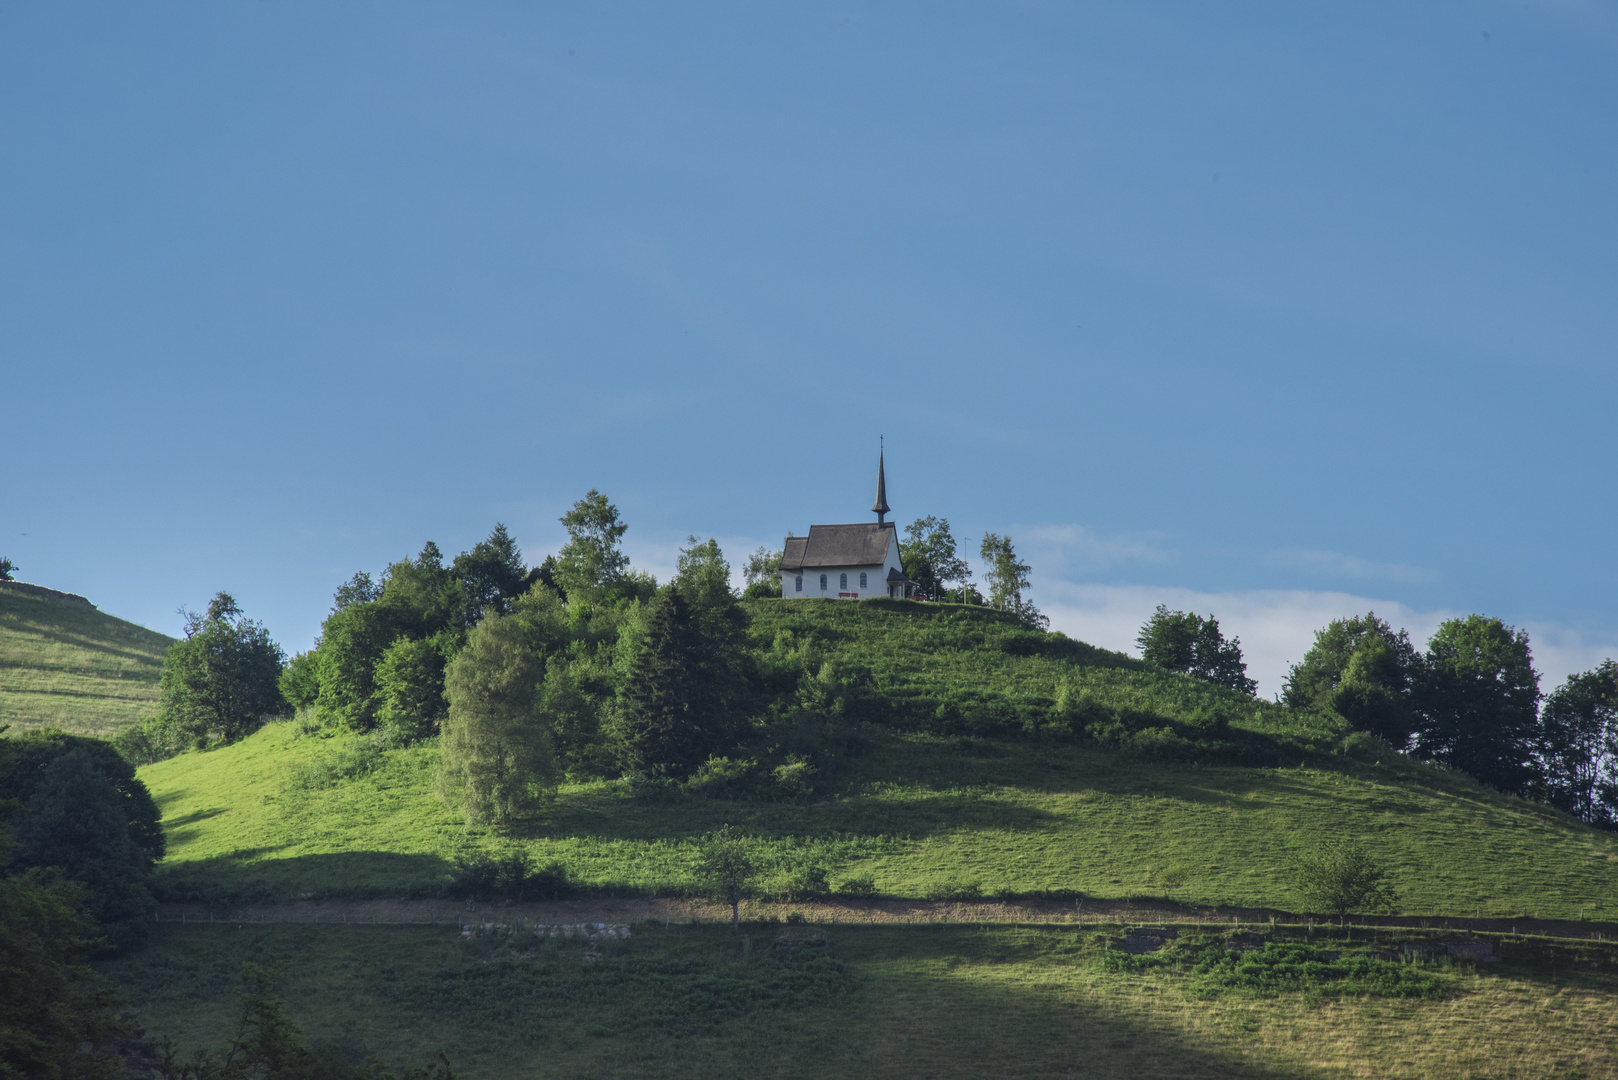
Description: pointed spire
872,437,891,523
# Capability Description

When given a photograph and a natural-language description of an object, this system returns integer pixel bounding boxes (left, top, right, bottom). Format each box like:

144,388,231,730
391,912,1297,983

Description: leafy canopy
1415,615,1541,796
902,516,970,601
0,833,122,1079
1136,604,1256,695
438,614,555,826
13,748,156,945
980,532,1046,630
158,592,286,745
554,490,630,602
1538,659,1618,826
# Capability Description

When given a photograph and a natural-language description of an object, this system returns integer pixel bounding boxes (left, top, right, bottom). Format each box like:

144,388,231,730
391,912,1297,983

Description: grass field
141,716,1618,922
99,920,1618,1079
0,585,174,738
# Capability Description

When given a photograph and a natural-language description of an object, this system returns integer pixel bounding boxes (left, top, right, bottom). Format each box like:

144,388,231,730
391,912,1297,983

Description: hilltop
0,581,174,738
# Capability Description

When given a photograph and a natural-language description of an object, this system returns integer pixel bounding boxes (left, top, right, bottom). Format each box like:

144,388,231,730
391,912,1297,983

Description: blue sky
3,1,1614,696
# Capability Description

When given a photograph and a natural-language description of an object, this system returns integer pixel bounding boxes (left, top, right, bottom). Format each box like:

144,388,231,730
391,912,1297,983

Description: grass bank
140,720,1618,922
0,585,173,737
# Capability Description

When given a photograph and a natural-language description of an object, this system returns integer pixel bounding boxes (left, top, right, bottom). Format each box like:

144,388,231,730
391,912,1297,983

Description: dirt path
154,896,1618,942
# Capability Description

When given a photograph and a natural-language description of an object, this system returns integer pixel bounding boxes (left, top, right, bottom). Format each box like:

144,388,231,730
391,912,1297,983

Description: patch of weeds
925,881,984,901
1102,933,1454,999
453,850,574,901
283,743,381,791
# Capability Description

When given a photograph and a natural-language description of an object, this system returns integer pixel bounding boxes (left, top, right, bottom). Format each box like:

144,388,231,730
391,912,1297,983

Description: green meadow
142,702,1618,922
0,585,173,738
99,920,1618,1080
7,591,1610,1075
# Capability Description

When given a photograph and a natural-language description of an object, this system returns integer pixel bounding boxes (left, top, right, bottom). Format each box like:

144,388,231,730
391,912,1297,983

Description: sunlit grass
140,718,1618,921
0,587,172,737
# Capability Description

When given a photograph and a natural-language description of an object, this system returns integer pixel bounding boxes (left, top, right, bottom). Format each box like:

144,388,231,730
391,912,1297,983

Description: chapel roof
780,523,896,570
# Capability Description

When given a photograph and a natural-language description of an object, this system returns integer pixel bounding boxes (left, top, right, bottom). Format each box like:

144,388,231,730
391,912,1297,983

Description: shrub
684,756,761,799
835,875,877,897
450,850,571,902
1291,840,1398,925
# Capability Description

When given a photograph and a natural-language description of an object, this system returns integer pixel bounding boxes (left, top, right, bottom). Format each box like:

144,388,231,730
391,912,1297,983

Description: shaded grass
0,587,173,737
140,720,1618,921
99,921,1618,1080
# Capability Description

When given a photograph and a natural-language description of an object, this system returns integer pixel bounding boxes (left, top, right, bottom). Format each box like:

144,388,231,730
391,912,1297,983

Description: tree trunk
731,899,739,930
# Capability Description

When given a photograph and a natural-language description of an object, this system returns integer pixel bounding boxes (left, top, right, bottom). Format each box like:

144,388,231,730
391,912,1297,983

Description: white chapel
779,448,915,600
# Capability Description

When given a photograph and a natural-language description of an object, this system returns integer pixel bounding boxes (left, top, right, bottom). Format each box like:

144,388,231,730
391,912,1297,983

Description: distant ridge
0,583,174,738
0,579,96,608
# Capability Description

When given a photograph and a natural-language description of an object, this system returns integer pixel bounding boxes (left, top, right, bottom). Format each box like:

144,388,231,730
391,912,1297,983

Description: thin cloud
1268,547,1436,584
1020,524,1177,576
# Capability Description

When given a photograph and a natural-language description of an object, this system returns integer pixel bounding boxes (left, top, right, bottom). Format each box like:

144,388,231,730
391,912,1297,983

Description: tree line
1136,604,1618,827
117,492,1617,830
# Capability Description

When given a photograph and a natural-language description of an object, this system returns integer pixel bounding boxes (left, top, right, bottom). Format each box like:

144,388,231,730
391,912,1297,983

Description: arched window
840,572,848,590
860,571,868,589
795,575,803,593
820,574,827,590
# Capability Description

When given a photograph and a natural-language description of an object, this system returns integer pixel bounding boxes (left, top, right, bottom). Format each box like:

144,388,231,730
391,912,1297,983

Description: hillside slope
139,601,1618,921
0,582,174,737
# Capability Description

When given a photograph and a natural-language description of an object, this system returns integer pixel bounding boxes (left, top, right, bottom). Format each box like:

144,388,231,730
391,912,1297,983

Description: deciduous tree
1136,605,1256,695
0,852,121,1079
438,615,554,826
980,533,1046,629
14,748,156,945
1415,615,1541,796
902,517,970,601
158,592,286,744
1538,660,1618,826
1327,634,1419,749
1283,613,1419,713
554,490,630,602
373,635,449,743
693,825,758,930
741,546,783,599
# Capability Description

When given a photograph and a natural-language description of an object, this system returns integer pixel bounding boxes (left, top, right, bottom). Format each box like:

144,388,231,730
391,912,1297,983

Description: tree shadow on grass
152,849,456,902
102,920,1332,1079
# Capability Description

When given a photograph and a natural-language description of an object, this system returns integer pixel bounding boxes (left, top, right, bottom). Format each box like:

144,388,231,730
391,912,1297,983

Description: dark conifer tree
619,589,736,777
453,524,528,620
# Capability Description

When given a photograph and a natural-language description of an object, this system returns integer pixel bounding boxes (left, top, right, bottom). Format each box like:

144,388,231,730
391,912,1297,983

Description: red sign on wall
838,592,859,598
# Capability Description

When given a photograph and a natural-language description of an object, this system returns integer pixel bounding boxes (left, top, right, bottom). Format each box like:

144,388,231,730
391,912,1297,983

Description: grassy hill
64,597,1618,1077
138,600,1618,921
0,582,174,738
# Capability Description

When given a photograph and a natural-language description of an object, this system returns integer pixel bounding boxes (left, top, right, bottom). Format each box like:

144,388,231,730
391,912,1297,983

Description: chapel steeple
872,438,891,524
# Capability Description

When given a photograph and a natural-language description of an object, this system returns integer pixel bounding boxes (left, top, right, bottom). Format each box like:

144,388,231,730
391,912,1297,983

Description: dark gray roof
780,523,895,570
